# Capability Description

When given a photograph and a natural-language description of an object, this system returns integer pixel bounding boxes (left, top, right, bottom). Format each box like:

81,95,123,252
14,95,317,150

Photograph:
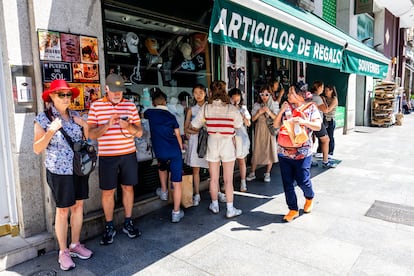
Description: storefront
101,0,215,200
208,0,390,130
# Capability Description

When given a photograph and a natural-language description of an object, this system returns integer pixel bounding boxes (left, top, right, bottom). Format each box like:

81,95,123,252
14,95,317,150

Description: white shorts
206,134,236,163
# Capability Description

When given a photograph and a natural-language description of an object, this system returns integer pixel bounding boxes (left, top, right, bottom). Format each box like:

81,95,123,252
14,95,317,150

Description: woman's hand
49,118,62,132
280,101,290,113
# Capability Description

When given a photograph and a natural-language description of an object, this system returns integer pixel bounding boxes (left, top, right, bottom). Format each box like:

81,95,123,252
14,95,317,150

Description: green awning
342,50,389,79
208,0,390,78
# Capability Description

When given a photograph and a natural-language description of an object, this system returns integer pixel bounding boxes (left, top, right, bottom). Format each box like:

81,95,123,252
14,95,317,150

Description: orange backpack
277,102,314,148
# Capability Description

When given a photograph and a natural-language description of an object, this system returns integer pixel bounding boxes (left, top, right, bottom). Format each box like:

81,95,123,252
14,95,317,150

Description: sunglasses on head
260,93,270,97
56,92,73,99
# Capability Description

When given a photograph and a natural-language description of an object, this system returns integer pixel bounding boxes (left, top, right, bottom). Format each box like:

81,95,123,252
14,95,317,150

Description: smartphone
120,116,128,121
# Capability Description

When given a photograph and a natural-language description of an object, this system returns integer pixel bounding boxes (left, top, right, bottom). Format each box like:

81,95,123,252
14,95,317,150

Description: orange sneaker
304,199,313,213
283,210,299,222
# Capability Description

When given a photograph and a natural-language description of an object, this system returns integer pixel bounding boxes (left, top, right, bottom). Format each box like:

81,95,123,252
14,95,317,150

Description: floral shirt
34,106,83,175
277,103,321,160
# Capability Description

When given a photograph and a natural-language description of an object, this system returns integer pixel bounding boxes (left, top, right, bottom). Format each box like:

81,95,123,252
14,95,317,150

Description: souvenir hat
106,73,126,92
42,79,80,102
126,32,139,54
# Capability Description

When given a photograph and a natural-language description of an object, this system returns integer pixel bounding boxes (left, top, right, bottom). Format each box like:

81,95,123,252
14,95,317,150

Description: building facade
1,0,409,270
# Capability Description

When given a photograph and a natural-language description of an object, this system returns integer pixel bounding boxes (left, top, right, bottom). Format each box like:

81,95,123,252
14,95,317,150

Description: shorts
46,170,89,208
313,122,328,138
99,152,138,190
206,134,236,163
158,154,183,183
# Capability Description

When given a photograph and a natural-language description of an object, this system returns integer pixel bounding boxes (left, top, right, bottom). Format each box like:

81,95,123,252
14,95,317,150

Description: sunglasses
260,93,270,97
56,92,73,99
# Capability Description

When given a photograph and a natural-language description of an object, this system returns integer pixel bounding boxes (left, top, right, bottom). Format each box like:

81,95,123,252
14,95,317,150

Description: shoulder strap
44,108,75,149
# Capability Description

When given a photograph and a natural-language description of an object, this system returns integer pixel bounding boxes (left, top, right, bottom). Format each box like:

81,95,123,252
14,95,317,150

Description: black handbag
197,126,208,158
45,109,97,176
196,105,209,158
265,114,277,136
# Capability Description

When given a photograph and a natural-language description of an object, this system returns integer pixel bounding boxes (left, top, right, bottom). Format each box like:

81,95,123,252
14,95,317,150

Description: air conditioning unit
297,0,315,12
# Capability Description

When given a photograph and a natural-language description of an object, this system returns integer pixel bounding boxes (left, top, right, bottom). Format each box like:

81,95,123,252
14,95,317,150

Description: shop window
104,12,212,201
104,19,211,106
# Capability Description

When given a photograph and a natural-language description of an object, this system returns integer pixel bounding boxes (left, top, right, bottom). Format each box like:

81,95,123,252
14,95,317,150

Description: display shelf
107,51,131,56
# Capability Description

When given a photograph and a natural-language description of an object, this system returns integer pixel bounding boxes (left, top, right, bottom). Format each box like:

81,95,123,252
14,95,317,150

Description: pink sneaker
69,242,93,260
59,249,75,271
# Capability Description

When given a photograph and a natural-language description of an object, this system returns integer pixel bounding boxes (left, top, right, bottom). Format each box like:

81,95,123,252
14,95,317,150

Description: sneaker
156,188,168,201
264,173,271,183
311,160,319,167
322,160,337,168
218,192,227,203
58,249,75,271
122,220,141,239
246,173,256,181
304,199,314,213
209,203,219,214
193,194,201,206
226,207,242,218
171,209,184,223
100,225,116,245
314,153,323,158
69,242,93,260
240,181,247,192
283,210,299,222
328,154,334,159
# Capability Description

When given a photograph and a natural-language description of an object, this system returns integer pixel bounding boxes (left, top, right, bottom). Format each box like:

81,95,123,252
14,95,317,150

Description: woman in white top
191,81,243,218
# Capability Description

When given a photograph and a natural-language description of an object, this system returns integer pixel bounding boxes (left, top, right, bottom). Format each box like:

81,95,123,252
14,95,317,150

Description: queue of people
33,76,338,271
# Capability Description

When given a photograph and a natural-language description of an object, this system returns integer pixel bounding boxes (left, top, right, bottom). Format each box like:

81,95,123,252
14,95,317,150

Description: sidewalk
3,114,414,275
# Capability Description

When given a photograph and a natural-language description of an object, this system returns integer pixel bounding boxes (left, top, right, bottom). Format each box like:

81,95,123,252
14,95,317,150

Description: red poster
60,33,80,62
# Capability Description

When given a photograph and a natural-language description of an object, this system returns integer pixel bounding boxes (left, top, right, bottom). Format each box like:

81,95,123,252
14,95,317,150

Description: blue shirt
144,106,181,159
35,106,83,175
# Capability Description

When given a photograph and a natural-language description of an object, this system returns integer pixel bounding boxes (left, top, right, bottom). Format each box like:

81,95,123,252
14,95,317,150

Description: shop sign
41,62,72,82
342,50,388,79
208,0,343,69
354,0,373,15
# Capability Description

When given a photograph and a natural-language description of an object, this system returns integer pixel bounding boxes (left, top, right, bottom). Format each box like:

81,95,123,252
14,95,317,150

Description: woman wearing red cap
33,79,92,271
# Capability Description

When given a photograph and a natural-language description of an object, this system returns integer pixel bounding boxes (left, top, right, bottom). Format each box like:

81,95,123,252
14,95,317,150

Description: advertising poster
80,36,99,64
83,83,101,109
38,30,62,61
72,63,99,82
68,83,84,110
60,33,80,62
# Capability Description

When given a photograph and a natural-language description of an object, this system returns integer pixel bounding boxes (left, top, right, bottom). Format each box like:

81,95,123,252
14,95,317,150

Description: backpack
277,102,314,148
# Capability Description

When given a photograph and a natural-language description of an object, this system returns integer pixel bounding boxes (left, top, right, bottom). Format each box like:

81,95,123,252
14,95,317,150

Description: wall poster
37,29,100,111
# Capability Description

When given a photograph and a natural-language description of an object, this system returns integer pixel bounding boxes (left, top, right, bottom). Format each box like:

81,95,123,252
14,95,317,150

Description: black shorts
99,152,138,190
46,170,89,208
313,122,328,138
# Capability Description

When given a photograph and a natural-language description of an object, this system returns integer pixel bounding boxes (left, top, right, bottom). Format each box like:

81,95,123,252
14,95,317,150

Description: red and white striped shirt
88,97,140,156
191,100,243,136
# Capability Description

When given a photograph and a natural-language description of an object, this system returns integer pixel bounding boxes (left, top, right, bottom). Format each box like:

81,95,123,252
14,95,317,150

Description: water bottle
285,106,292,120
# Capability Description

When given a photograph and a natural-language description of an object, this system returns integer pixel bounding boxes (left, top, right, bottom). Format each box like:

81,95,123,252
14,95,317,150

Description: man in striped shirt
88,74,142,245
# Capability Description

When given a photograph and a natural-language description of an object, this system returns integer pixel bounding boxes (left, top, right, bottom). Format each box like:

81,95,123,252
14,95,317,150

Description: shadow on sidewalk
7,161,337,275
